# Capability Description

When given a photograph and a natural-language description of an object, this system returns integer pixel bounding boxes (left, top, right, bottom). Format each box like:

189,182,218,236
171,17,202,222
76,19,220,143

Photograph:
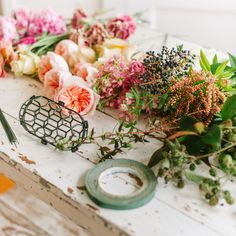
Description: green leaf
221,94,236,121
180,116,198,131
148,147,165,168
185,172,206,184
201,125,221,149
212,54,218,64
214,61,228,78
229,53,236,67
157,93,168,109
200,50,211,71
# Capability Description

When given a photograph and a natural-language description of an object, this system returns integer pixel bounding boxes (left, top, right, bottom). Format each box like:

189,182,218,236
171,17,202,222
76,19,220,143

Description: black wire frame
19,95,88,152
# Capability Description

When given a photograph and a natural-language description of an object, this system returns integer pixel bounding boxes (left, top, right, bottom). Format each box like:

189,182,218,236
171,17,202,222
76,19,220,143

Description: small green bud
209,196,219,206
189,163,196,171
205,193,212,199
225,196,235,205
177,180,185,188
209,168,217,177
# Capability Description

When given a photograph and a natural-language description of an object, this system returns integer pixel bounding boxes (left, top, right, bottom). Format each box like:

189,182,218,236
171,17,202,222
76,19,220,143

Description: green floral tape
85,159,157,210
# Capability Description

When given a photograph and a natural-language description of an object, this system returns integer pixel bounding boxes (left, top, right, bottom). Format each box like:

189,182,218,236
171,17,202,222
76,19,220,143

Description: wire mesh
19,96,88,152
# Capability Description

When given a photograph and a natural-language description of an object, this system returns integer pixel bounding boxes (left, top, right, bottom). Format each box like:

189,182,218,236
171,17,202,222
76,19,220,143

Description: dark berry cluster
139,46,195,94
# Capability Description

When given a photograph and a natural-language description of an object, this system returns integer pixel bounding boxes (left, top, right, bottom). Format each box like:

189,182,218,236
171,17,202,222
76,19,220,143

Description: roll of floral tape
85,159,157,210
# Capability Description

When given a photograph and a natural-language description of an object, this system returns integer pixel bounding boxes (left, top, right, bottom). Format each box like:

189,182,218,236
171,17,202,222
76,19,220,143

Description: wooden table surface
0,29,236,236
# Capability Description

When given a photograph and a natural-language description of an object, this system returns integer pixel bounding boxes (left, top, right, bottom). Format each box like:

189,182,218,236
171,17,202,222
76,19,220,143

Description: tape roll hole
98,167,144,197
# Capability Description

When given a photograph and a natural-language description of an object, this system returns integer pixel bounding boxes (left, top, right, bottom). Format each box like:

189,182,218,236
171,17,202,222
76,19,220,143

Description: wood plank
0,187,90,236
0,76,224,236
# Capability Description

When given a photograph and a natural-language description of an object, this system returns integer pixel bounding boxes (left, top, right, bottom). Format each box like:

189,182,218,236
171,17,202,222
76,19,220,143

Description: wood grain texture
0,187,89,236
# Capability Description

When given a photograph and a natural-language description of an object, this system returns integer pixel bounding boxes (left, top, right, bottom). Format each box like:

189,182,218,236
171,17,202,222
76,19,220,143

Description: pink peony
43,69,71,99
12,7,33,37
38,52,69,82
28,8,66,36
107,15,136,40
71,8,87,29
55,78,100,116
0,17,17,42
55,39,79,68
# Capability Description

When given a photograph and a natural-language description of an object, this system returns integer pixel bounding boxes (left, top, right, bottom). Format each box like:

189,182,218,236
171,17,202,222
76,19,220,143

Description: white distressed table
0,29,236,236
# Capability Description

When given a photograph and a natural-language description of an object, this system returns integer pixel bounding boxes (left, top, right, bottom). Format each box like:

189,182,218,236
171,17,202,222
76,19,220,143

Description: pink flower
122,60,145,93
129,60,145,74
55,40,79,68
71,8,87,29
38,52,69,82
72,62,98,87
12,7,33,37
18,36,36,45
43,69,71,99
95,56,129,99
56,78,100,116
107,15,136,40
84,23,109,47
0,17,17,42
28,8,66,36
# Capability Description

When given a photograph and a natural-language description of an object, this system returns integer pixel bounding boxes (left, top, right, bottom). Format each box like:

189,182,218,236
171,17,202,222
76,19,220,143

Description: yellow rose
11,51,40,77
96,38,136,63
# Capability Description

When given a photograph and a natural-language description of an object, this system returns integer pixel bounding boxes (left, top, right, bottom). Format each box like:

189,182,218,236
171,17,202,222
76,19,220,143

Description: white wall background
1,0,236,54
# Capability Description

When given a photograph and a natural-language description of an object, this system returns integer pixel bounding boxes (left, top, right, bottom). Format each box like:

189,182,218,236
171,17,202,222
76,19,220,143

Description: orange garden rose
38,52,69,82
55,78,100,116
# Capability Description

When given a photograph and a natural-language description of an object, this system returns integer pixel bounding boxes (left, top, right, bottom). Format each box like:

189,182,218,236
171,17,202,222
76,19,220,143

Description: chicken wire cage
19,95,88,152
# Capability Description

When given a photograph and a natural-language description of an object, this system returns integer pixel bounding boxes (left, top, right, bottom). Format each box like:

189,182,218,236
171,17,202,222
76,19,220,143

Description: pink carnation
84,23,108,47
18,36,36,45
0,17,17,42
28,8,66,36
107,15,136,40
12,7,33,37
71,8,87,29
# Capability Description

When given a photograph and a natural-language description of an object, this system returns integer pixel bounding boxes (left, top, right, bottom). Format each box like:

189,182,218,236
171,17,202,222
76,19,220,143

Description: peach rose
72,62,98,87
43,69,72,99
55,39,79,68
38,52,69,82
56,77,100,116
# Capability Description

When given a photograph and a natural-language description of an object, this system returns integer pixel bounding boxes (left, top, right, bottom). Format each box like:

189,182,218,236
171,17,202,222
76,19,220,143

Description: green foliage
199,50,236,92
